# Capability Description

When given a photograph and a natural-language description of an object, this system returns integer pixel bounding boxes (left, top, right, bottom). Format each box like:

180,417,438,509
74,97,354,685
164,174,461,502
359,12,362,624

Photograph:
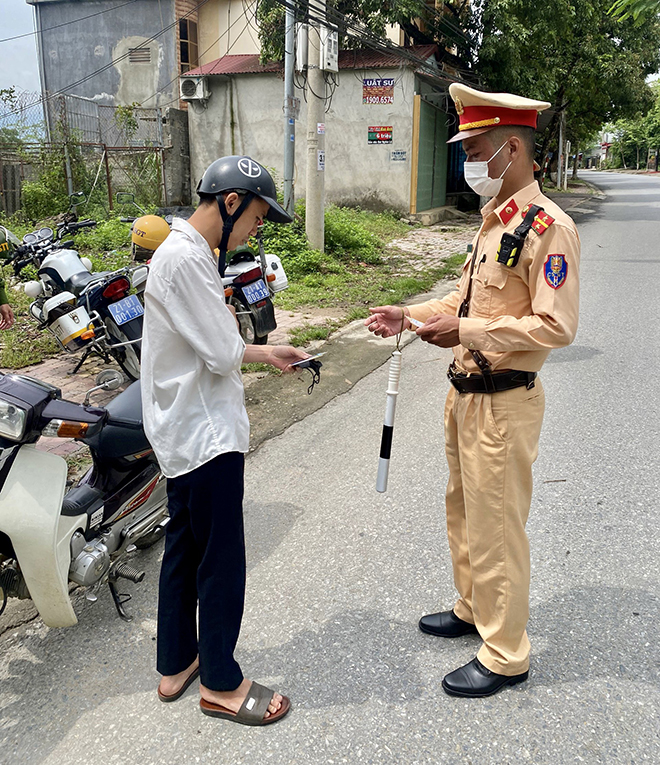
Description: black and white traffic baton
376,348,402,493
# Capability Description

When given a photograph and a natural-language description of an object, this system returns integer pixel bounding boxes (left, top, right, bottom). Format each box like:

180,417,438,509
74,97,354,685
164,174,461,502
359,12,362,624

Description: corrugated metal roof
186,45,439,77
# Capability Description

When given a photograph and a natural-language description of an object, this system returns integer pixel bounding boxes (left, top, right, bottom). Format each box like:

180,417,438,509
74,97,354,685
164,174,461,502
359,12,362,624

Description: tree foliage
256,0,475,67
609,0,660,23
473,0,660,152
606,80,660,167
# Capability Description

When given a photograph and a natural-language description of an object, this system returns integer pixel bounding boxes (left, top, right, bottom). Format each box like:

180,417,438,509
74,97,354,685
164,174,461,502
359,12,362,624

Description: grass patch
0,264,60,368
288,323,337,347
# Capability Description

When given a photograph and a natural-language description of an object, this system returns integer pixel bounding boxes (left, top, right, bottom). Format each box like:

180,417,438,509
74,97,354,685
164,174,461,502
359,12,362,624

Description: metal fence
0,92,167,216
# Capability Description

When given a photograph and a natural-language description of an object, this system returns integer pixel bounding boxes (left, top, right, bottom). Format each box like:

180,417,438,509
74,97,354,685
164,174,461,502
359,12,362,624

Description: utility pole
305,0,325,251
557,111,564,191
283,0,296,217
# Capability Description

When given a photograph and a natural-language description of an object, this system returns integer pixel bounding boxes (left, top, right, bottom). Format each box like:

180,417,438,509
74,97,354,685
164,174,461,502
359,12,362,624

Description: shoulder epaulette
531,211,555,235
521,204,555,235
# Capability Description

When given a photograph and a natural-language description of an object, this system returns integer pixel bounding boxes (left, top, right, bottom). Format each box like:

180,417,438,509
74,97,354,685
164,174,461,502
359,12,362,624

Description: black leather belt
447,363,536,394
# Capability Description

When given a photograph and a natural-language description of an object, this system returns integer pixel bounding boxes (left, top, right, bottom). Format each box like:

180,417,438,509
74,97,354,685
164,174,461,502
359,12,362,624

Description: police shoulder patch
544,254,567,289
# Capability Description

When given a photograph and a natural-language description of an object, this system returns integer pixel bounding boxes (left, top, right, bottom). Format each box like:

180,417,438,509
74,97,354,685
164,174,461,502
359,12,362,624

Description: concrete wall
199,0,261,62
163,107,191,204
29,0,178,107
188,67,417,213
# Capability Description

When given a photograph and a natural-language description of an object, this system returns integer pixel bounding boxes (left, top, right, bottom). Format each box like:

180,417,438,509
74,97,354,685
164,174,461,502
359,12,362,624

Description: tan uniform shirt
408,181,580,373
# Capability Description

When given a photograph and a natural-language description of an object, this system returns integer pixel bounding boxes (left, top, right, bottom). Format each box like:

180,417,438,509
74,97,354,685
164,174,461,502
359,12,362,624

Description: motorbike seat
83,382,153,460
61,483,104,518
66,270,100,297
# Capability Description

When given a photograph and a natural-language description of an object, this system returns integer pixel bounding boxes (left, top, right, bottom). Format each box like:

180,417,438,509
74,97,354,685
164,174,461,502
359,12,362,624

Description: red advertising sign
368,126,393,144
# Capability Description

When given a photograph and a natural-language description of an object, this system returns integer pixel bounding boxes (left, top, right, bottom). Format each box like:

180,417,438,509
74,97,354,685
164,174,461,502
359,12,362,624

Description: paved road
1,171,659,763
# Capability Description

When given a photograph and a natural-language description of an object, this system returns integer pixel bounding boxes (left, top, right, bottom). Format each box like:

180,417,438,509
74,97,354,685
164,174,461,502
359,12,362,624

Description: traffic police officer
366,84,580,697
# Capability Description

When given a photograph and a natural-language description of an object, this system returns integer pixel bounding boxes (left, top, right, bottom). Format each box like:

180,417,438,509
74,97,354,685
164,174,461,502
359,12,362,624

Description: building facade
186,46,464,215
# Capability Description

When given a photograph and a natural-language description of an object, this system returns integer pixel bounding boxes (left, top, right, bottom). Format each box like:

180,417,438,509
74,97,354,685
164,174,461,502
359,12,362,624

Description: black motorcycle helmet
197,156,292,275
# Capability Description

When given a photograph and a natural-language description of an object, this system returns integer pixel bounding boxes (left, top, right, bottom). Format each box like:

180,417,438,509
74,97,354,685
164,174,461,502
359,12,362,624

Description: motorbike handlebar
13,258,32,275
120,217,136,223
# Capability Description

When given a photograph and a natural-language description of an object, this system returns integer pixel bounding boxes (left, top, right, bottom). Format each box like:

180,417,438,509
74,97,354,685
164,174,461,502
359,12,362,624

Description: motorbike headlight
0,400,28,441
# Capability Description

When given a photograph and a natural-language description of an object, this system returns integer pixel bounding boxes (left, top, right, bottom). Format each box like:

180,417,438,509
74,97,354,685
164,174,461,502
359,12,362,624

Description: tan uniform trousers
444,377,545,676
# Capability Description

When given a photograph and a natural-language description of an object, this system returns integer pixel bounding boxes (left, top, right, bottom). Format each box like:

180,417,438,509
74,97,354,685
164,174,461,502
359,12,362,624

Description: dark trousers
157,451,246,692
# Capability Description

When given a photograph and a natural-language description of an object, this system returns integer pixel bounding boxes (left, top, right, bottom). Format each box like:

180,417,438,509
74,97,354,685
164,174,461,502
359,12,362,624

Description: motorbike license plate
108,294,144,326
243,278,269,305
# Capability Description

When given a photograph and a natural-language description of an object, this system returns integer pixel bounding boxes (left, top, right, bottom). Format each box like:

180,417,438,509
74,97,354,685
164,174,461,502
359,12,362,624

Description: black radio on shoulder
496,232,524,268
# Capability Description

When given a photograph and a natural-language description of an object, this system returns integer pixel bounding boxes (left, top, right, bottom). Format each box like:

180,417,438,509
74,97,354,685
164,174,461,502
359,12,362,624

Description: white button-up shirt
141,218,249,478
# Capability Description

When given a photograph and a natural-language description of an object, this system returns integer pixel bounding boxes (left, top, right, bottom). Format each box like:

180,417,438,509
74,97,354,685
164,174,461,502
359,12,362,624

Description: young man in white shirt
142,156,308,726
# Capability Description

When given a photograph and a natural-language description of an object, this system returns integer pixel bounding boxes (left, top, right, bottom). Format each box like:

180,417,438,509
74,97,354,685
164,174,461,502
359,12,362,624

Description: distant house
185,46,469,216
27,0,207,107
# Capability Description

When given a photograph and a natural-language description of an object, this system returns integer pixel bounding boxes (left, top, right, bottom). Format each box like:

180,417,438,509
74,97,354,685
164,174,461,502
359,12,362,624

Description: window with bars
179,19,199,73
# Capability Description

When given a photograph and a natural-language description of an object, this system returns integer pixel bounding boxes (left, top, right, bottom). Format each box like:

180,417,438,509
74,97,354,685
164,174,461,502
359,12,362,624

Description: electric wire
0,0,141,44
272,0,465,83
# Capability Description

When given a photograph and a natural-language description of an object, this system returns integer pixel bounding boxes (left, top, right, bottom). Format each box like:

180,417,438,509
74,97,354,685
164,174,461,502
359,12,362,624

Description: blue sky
0,0,41,93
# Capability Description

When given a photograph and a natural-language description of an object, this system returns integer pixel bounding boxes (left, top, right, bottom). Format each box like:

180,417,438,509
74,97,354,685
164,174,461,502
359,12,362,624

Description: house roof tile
186,45,439,77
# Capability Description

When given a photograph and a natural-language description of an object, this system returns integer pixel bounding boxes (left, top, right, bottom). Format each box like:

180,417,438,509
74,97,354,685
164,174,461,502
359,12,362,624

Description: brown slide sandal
199,681,291,726
157,665,200,702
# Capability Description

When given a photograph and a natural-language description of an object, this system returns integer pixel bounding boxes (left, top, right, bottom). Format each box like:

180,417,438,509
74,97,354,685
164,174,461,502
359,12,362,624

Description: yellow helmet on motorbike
131,215,170,260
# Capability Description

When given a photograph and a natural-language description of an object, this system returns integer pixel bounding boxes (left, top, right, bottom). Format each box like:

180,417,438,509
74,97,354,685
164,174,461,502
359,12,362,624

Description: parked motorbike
116,195,291,346
223,231,289,345
0,369,168,627
13,224,145,381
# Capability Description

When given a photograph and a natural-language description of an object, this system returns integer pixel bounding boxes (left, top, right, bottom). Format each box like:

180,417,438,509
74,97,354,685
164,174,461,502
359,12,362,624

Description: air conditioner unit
179,76,210,101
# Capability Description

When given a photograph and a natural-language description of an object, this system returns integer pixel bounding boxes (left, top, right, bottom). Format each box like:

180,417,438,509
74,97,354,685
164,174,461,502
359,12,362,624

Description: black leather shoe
418,610,479,638
442,658,529,698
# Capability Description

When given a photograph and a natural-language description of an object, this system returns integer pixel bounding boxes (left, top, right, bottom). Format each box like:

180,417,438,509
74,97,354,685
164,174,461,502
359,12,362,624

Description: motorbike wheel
230,297,268,345
105,317,141,381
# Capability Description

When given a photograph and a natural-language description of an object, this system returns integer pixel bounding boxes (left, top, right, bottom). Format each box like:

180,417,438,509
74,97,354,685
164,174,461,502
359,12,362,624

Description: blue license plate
108,294,144,326
243,278,269,305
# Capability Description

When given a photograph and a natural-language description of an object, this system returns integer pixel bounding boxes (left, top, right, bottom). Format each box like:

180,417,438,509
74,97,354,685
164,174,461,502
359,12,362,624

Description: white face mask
463,141,512,198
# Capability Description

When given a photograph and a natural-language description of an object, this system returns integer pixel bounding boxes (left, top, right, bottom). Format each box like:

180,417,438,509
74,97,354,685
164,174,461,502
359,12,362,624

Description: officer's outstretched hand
416,314,460,348
365,305,411,337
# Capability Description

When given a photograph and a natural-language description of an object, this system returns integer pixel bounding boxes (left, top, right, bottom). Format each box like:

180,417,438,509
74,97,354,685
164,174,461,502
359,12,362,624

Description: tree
256,0,475,69
473,0,660,161
605,81,660,167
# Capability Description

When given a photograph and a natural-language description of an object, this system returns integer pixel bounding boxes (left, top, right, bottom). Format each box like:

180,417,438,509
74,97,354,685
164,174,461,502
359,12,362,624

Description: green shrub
73,217,132,254
21,180,69,221
324,205,382,264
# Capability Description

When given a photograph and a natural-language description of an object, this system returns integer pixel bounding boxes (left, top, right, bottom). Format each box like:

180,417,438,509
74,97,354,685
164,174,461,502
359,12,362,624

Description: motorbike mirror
69,191,86,205
96,369,124,390
115,191,146,215
83,370,125,406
